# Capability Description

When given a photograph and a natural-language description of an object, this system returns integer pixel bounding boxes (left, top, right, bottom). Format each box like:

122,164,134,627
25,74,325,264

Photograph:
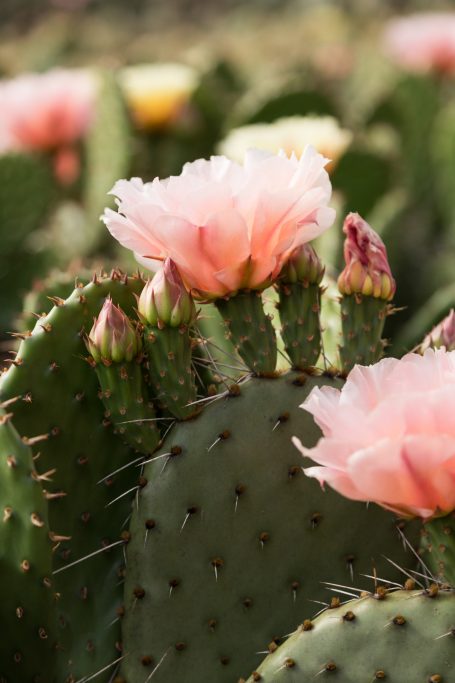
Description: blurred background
1,0,454,359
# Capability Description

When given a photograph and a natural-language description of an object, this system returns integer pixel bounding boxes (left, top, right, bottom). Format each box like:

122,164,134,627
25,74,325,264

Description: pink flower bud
421,309,455,352
138,258,196,328
280,244,325,285
87,298,141,364
337,213,396,301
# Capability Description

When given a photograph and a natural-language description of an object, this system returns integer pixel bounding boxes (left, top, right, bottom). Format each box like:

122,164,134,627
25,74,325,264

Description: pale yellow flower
119,63,198,130
219,116,352,171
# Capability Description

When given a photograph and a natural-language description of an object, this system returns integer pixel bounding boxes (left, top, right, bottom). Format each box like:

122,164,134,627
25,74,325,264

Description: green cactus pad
0,409,57,683
247,586,455,682
121,371,419,683
17,268,91,333
0,152,57,330
143,325,197,420
278,282,322,370
95,360,160,453
0,152,56,256
339,294,388,373
421,513,455,587
83,70,131,254
216,290,277,374
0,273,144,682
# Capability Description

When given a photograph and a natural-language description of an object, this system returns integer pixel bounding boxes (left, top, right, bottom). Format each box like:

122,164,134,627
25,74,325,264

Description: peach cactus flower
0,69,95,183
293,349,455,519
384,13,455,75
103,148,335,299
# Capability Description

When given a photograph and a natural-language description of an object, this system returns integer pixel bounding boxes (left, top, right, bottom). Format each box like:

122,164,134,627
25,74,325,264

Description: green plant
0,229,421,682
245,584,455,682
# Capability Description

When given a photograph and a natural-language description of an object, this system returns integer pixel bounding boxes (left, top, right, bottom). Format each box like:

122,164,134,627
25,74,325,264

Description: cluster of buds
420,309,455,352
138,258,196,328
87,298,141,364
337,213,396,301
279,244,325,285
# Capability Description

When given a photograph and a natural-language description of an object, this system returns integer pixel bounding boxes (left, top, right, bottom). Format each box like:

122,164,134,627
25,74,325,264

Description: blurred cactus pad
0,258,422,682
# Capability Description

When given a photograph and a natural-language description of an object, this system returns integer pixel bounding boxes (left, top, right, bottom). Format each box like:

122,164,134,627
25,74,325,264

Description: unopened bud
138,258,196,328
337,213,395,301
280,244,324,285
421,309,455,352
87,298,141,364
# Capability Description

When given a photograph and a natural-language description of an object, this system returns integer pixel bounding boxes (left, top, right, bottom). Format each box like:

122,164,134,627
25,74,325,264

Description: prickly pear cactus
121,371,419,683
83,70,131,254
0,273,145,682
0,152,56,255
0,152,57,330
246,585,455,682
0,407,57,683
17,268,91,332
421,512,455,587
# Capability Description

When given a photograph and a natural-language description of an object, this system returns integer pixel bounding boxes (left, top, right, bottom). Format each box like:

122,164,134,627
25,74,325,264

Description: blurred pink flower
337,212,395,300
103,148,335,299
293,350,455,519
384,13,455,75
0,69,95,183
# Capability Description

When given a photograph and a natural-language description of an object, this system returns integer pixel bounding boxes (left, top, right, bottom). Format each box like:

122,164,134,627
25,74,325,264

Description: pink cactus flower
0,69,95,183
103,148,335,299
293,349,455,520
383,13,455,75
337,213,396,301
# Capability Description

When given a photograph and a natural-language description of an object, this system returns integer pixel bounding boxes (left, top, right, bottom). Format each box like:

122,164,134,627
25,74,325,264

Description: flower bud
87,298,141,364
280,244,325,285
337,212,396,301
138,258,196,328
421,309,455,352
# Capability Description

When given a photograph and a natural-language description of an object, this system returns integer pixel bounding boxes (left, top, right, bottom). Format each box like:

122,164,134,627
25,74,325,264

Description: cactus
0,150,438,683
0,256,420,683
17,268,92,332
120,369,418,683
421,513,455,587
337,213,395,372
0,407,57,683
0,152,57,330
277,245,325,370
82,70,131,255
0,272,145,682
245,585,455,682
432,102,455,237
368,74,439,198
138,260,198,419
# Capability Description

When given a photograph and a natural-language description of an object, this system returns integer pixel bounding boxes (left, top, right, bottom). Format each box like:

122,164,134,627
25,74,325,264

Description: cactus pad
0,273,145,682
247,586,455,682
121,371,419,682
0,408,57,683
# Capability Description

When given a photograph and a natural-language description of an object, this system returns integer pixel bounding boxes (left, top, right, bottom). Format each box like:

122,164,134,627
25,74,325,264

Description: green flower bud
138,258,196,328
280,244,324,285
87,298,141,364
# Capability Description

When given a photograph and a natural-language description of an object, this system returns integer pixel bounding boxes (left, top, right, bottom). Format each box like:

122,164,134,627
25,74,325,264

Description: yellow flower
119,63,198,130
